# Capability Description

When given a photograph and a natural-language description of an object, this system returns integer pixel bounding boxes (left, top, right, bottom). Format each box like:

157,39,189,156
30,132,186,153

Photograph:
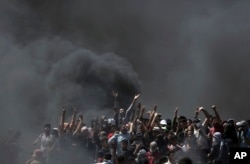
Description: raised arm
200,107,210,118
112,91,119,127
124,93,141,124
132,102,141,124
112,91,118,109
147,104,157,130
69,107,77,131
139,106,145,120
211,105,222,124
172,107,178,132
59,107,66,135
198,107,211,126
113,106,119,128
73,114,83,136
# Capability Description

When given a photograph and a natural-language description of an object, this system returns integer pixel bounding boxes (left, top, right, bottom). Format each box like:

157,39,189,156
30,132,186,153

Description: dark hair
179,116,187,122
178,157,192,164
104,153,112,160
44,124,51,128
117,156,125,162
157,156,168,164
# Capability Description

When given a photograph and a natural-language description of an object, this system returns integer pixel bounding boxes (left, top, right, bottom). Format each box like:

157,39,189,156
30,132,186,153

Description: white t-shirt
37,133,55,151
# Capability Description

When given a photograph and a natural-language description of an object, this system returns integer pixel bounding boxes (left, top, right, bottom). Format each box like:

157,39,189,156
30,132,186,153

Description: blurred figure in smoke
1,129,21,164
25,149,45,164
49,128,60,164
33,124,55,164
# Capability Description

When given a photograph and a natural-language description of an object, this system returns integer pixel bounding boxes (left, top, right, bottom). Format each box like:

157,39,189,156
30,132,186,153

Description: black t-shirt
120,148,135,162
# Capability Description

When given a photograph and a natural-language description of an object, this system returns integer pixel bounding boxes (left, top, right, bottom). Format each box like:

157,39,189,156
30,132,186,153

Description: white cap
160,119,167,125
108,118,115,126
81,126,88,133
236,120,248,127
153,126,160,131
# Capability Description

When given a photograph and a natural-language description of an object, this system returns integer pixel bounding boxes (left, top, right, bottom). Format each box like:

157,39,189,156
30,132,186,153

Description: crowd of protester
1,93,250,164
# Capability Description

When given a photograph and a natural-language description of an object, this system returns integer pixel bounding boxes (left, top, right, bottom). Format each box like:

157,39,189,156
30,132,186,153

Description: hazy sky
1,1,250,133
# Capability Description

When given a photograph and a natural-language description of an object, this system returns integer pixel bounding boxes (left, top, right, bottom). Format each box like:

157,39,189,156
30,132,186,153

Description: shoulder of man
38,133,45,138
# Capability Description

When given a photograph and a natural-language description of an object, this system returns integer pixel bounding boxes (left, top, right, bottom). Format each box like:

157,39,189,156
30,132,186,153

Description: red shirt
108,132,114,139
146,151,160,164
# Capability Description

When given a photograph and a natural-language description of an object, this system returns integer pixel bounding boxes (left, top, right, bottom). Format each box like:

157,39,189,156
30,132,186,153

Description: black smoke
0,36,142,128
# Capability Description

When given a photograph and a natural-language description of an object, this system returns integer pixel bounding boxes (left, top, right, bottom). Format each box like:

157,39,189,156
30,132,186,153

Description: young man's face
121,125,128,133
44,127,50,133
179,119,187,128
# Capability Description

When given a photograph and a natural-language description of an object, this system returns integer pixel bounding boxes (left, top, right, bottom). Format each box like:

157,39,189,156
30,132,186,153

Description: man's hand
73,107,77,112
198,107,205,111
153,104,157,112
174,107,178,117
62,107,66,113
134,93,141,100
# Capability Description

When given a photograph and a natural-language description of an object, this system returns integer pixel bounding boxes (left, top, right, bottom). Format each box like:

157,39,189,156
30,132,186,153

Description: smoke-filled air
1,0,250,163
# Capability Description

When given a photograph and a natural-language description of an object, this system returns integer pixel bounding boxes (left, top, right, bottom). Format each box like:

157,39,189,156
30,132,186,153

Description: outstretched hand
198,107,204,111
174,107,178,117
62,107,66,112
153,104,157,112
134,93,141,100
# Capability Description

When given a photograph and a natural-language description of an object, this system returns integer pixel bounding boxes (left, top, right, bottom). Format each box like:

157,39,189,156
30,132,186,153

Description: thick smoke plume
0,37,141,129
1,0,250,162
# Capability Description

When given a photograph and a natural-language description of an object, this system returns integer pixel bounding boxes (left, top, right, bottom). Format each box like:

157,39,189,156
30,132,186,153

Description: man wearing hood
146,141,160,164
